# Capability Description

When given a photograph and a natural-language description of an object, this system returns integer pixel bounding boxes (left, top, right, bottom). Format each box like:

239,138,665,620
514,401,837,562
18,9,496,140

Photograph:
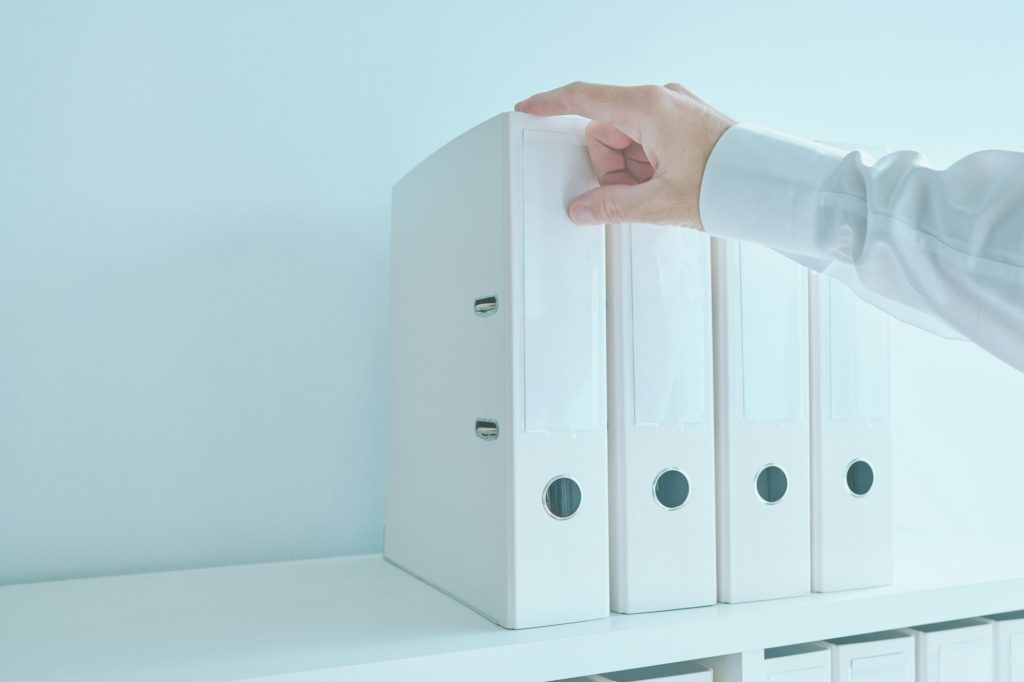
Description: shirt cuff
698,123,846,258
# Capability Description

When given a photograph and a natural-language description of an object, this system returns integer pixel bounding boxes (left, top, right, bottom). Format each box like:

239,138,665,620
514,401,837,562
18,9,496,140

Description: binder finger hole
653,469,690,510
543,476,582,519
755,465,788,504
846,459,875,496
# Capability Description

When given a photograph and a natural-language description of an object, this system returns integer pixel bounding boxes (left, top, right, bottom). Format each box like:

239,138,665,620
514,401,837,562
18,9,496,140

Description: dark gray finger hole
846,459,875,496
756,465,788,504
654,469,690,509
544,477,582,519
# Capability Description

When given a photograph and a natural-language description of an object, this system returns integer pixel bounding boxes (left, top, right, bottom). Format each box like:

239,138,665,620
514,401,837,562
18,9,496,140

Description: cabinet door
936,638,991,682
848,652,908,682
768,668,829,682
1009,631,1024,682
765,651,830,682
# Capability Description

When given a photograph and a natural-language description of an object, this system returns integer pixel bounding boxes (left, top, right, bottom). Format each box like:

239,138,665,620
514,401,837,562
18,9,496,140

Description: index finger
514,81,654,139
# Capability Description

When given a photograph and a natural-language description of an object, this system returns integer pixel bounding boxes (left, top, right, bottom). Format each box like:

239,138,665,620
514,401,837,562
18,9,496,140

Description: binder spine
506,116,608,628
608,223,716,614
712,238,810,604
810,273,892,592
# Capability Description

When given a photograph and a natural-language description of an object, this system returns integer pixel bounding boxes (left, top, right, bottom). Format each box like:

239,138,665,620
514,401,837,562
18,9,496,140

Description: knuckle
599,195,625,223
564,80,587,107
640,84,664,100
634,84,669,110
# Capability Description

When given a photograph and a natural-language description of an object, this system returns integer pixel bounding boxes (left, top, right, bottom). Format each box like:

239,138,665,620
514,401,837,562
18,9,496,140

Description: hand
515,82,735,229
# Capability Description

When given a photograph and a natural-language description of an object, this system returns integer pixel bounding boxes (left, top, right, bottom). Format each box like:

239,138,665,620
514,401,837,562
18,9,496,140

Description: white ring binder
810,264,892,593
607,223,717,614
713,238,811,603
386,112,608,629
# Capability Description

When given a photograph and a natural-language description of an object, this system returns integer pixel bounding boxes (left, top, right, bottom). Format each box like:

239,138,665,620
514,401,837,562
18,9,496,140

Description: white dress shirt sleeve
699,123,1024,371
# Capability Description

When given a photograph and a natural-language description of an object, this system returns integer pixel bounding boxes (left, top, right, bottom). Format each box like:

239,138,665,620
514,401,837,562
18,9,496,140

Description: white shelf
3,535,1024,682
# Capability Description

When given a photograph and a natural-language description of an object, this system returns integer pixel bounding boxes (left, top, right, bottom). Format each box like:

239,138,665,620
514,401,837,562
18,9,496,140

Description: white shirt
699,124,1024,372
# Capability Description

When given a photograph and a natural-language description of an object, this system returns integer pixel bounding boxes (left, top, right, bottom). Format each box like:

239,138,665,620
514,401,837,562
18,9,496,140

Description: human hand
515,82,734,229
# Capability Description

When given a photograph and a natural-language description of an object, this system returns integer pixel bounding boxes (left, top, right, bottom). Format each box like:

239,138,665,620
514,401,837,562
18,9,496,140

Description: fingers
585,121,654,185
515,81,663,137
625,149,655,183
568,178,673,226
586,122,639,185
586,120,634,152
515,80,716,227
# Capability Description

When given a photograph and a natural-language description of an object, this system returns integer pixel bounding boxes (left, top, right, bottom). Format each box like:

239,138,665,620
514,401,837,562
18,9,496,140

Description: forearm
700,124,1024,370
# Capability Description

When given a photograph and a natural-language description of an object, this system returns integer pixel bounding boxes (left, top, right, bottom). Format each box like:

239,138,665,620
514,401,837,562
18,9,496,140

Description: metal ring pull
475,419,499,440
474,296,498,316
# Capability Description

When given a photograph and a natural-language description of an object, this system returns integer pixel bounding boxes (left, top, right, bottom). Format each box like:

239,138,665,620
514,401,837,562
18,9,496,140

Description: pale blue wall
2,0,1022,584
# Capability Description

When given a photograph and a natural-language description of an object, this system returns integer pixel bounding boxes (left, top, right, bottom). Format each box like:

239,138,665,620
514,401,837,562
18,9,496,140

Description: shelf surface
3,534,1024,682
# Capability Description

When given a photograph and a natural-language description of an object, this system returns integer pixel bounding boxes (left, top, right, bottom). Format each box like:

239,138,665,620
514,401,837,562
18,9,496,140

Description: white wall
2,0,1022,584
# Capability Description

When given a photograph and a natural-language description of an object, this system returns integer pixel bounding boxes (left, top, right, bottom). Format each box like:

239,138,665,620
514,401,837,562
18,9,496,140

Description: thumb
568,178,669,225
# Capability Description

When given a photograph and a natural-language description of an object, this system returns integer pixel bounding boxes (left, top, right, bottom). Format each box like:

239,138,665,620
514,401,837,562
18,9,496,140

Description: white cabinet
706,645,831,682
828,631,914,682
765,644,833,682
987,611,1024,682
909,618,994,682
